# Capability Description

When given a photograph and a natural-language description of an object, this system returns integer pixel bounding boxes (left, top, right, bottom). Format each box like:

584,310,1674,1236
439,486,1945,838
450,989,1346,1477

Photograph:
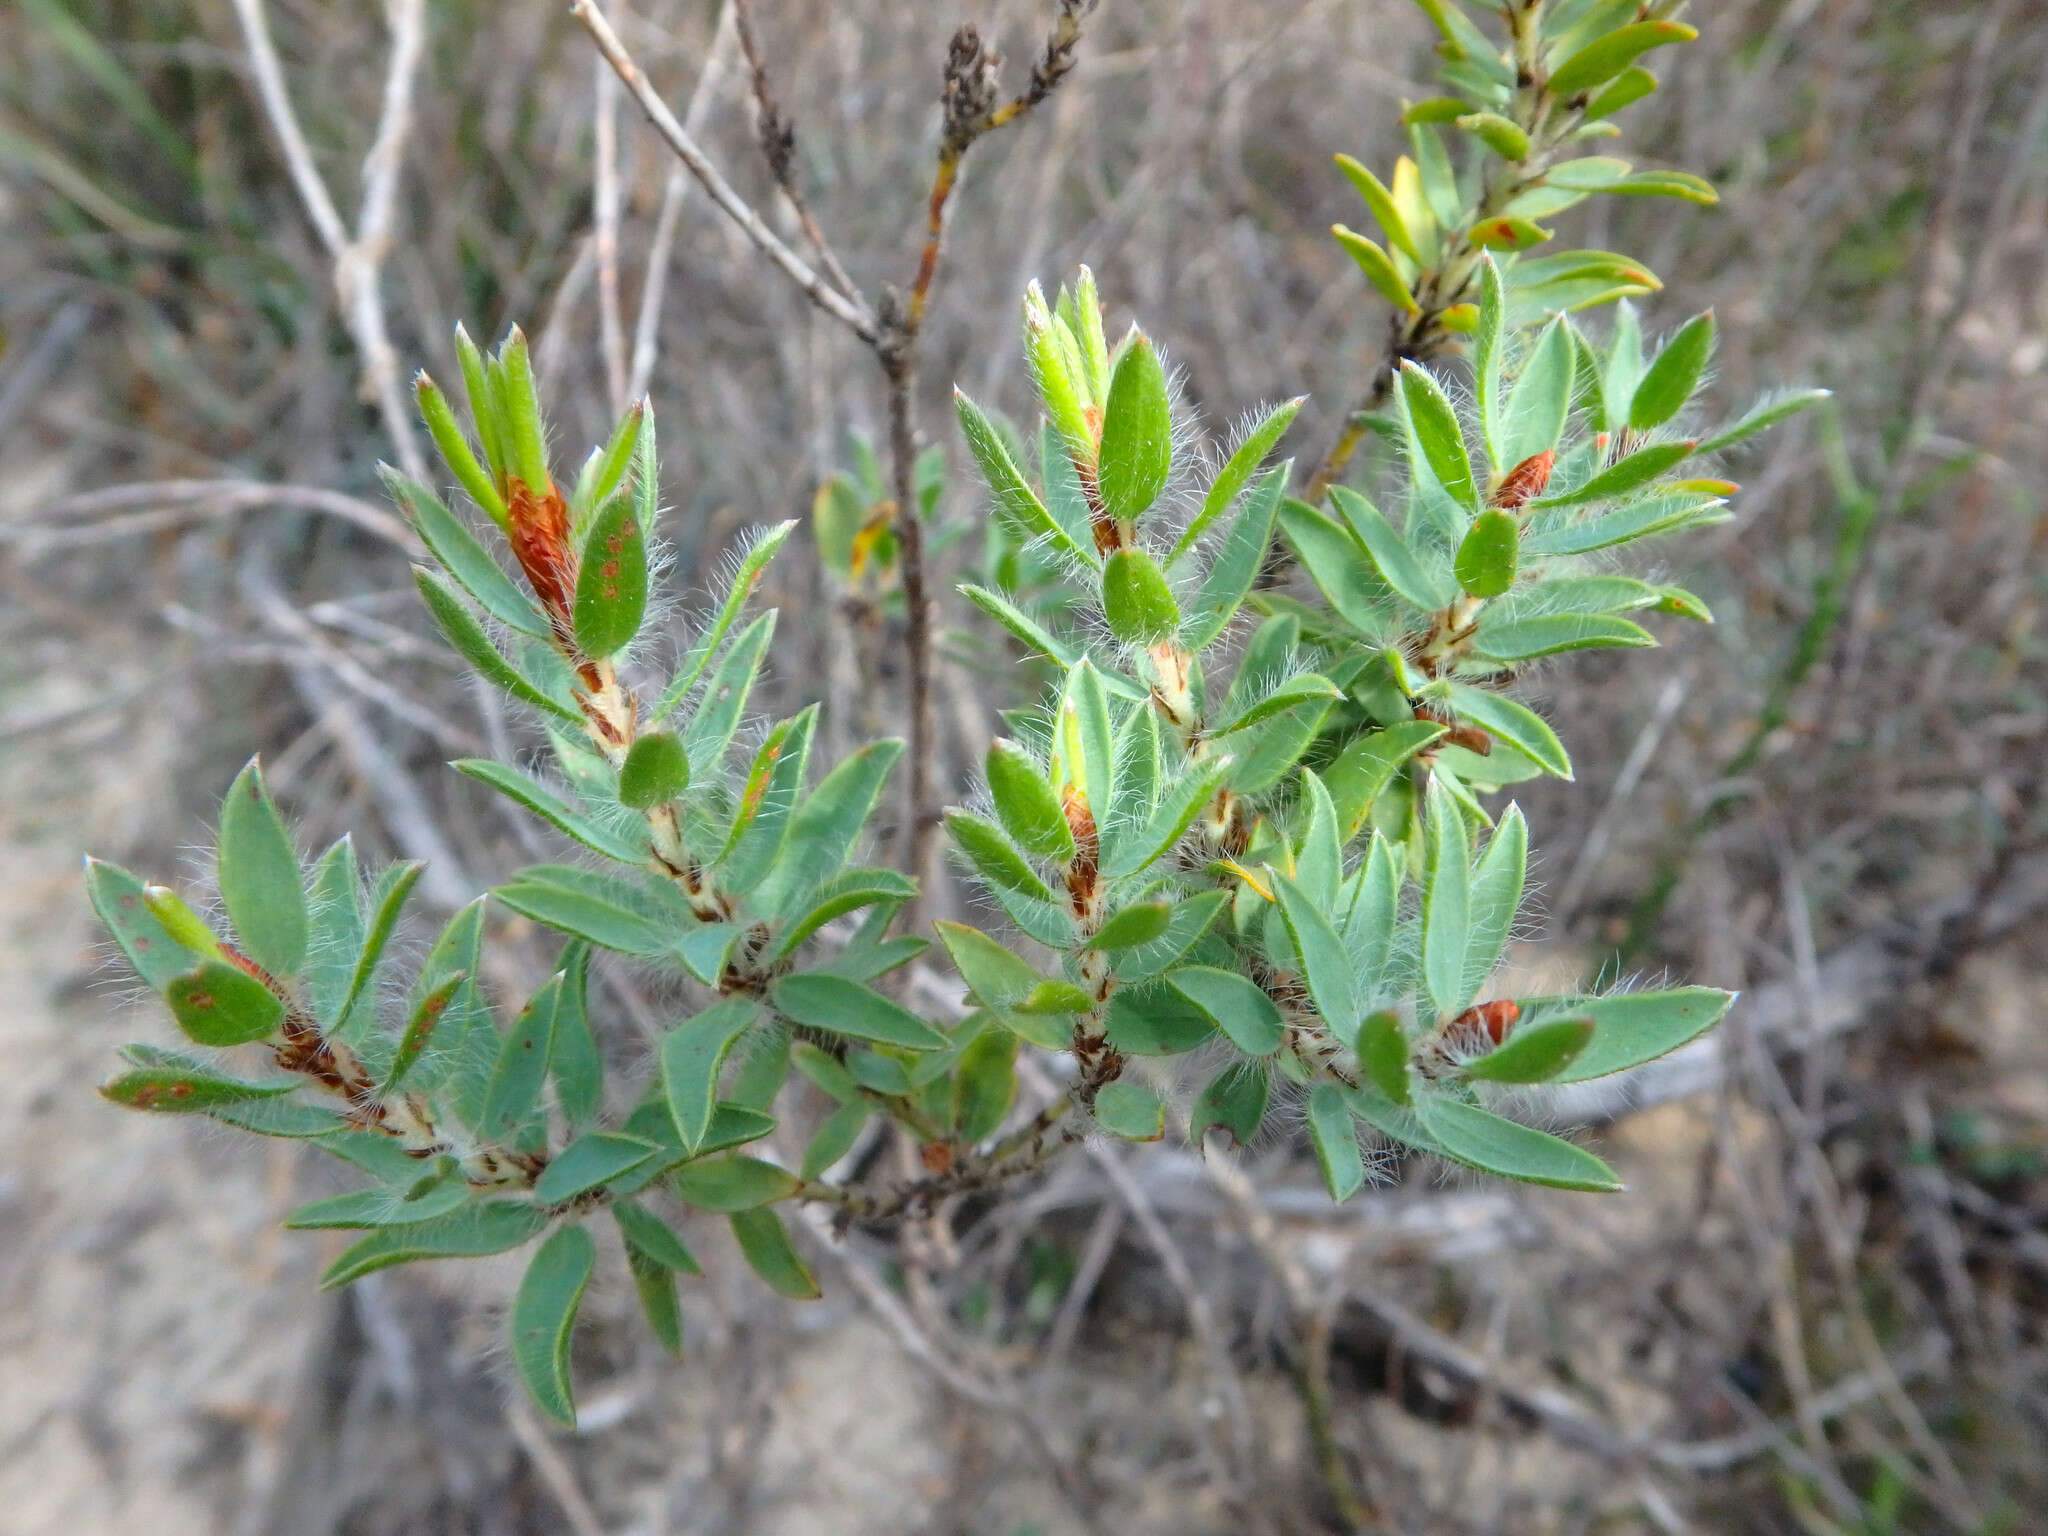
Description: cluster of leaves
85,0,1824,1428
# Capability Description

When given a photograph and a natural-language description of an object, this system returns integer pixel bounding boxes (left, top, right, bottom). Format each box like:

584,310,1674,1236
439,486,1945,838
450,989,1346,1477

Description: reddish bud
1489,450,1554,512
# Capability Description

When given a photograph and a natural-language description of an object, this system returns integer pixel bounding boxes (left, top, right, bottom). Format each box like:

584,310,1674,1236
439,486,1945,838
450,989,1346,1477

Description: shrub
85,0,1820,1430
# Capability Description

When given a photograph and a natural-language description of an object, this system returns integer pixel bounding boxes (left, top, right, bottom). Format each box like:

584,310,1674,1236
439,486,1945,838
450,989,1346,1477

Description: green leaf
618,731,691,809
1334,155,1419,263
493,870,670,957
1097,334,1174,523
1272,870,1359,1047
958,582,1091,675
657,520,797,716
801,1100,869,1179
327,860,422,1037
453,325,505,485
717,707,817,891
101,1063,296,1113
1104,756,1233,878
1607,169,1717,204
628,1248,684,1357
1070,266,1111,399
1456,111,1530,160
1501,318,1576,469
320,1201,549,1290
1421,780,1472,1015
771,868,917,957
1174,396,1303,563
164,960,283,1046
1585,65,1657,119
1545,987,1733,1081
1542,441,1697,509
1192,1062,1269,1147
1454,509,1520,598
479,973,560,1140
1469,214,1553,251
1094,1081,1166,1141
1400,362,1477,512
1696,388,1831,455
1332,488,1453,612
1088,901,1173,952
1325,722,1445,837
1167,966,1283,1055
1307,1082,1365,1200
680,610,776,767
494,327,551,491
1215,696,1334,796
934,922,1071,1052
1416,1097,1622,1190
381,970,468,1094
1473,256,1507,468
534,1133,659,1204
673,1156,799,1212
1630,312,1715,431
1024,283,1095,463
614,1198,702,1273
1519,490,1723,557
1547,20,1696,97
1332,226,1417,313
956,390,1094,567
729,1207,820,1299
384,468,538,635
1443,685,1571,778
207,1095,347,1138
511,1226,594,1426
1293,768,1344,910
1473,612,1655,660
86,858,199,990
571,494,650,658
453,759,647,863
1104,979,1218,1055
1050,658,1116,825
1185,466,1288,649
660,998,761,1155
948,812,1056,903
303,838,364,1026
1277,500,1394,634
949,1026,1018,1144
1105,889,1229,983
770,973,947,1050
1463,1017,1593,1082
986,738,1075,862
413,566,580,722
217,758,306,978
1464,807,1527,1005
1357,1011,1411,1104
751,738,903,918
1211,674,1340,739
286,1176,472,1230
1100,547,1181,644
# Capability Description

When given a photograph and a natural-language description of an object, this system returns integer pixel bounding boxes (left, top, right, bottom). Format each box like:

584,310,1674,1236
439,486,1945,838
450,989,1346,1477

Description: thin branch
887,1,1096,912
730,0,863,304
14,479,425,556
627,0,741,401
573,0,879,342
227,0,429,482
593,52,630,415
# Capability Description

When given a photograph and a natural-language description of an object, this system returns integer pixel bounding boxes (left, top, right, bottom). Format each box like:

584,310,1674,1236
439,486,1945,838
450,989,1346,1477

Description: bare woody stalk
579,0,1095,915
228,0,430,483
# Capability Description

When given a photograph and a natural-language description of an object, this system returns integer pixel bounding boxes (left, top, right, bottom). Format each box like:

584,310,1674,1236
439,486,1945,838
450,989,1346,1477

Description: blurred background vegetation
1,2,2043,1532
